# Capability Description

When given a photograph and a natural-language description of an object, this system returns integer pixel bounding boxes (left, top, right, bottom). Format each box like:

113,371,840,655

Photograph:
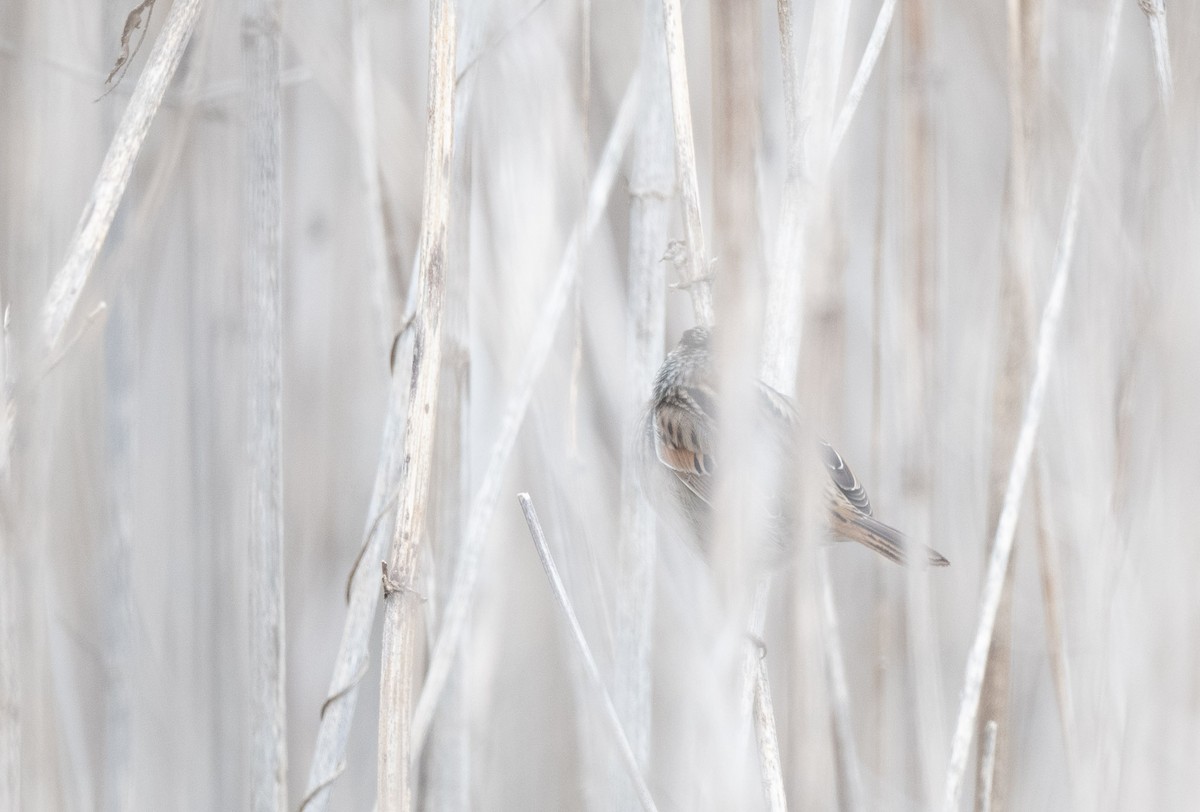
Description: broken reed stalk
42,0,202,353
939,2,1124,808
518,494,659,812
376,0,456,807
409,71,642,759
242,0,286,807
659,0,712,325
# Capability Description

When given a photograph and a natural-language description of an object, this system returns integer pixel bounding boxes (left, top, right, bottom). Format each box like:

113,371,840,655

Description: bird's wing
653,386,716,506
756,380,875,516
756,381,950,567
818,439,873,515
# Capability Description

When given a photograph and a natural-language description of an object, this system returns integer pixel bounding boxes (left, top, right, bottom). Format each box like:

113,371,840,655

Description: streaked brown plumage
645,326,950,569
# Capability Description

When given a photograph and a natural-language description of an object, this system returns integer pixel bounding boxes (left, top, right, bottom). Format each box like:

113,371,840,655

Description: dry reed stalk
41,0,202,353
242,0,286,806
409,71,642,758
518,494,659,812
659,0,712,325
940,2,1124,808
376,0,456,806
764,3,875,806
711,0,760,300
301,271,421,812
298,0,431,799
301,12,479,796
974,0,1040,805
762,0,851,387
421,87,474,812
611,0,672,799
708,0,768,617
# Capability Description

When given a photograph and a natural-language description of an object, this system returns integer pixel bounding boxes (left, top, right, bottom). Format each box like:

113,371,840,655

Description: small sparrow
645,326,950,569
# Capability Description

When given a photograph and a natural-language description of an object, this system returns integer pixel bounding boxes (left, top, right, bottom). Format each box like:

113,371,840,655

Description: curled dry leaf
101,0,158,95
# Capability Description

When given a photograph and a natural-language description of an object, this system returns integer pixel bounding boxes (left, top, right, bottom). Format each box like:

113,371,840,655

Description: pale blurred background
1,0,1198,809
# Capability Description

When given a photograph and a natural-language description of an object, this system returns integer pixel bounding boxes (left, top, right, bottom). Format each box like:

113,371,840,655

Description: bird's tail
830,507,950,567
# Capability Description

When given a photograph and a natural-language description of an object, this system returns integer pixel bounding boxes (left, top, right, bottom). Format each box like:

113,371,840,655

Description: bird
644,326,950,569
